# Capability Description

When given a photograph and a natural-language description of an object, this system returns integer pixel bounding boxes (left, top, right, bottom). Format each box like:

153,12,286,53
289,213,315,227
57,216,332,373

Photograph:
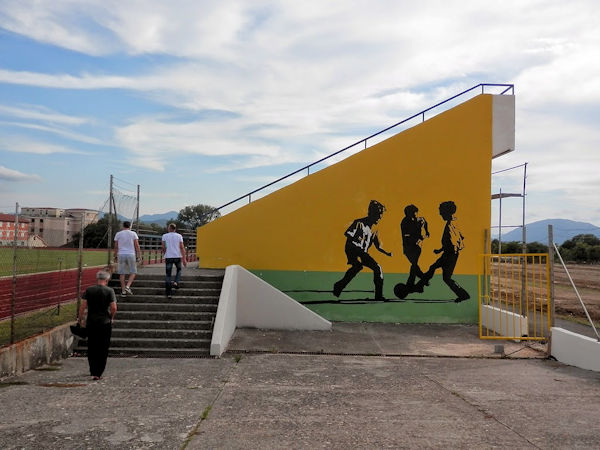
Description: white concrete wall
492,94,515,158
209,266,239,356
210,265,331,356
480,304,528,337
551,327,600,372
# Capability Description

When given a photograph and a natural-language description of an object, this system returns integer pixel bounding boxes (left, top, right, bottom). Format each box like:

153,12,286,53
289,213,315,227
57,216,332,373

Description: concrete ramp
210,265,331,356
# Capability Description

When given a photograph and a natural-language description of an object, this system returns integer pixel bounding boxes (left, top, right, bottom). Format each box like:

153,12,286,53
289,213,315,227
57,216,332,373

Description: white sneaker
125,287,133,295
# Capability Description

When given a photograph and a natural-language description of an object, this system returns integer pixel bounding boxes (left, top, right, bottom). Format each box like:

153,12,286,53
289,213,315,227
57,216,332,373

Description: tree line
70,204,220,249
492,234,600,263
71,207,600,264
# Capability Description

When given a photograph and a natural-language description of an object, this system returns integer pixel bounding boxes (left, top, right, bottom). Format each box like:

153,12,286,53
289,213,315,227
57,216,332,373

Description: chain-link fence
0,206,105,346
1,203,198,347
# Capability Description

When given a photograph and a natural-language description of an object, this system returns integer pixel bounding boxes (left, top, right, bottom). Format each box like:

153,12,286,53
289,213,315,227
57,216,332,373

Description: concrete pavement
1,262,599,448
1,321,599,449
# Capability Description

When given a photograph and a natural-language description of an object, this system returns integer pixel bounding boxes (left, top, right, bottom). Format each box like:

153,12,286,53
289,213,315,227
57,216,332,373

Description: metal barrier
137,231,197,266
138,249,198,266
0,245,107,346
479,253,551,340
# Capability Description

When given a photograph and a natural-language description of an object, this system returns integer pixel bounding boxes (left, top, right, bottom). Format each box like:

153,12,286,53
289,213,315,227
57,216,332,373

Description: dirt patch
488,261,600,323
553,263,600,321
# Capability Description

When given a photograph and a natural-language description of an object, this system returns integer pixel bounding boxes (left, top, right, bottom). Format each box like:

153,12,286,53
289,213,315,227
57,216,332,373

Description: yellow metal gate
479,253,551,340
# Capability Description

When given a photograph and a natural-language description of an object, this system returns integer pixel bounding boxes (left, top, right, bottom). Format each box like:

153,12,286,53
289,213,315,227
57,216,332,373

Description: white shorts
117,254,137,274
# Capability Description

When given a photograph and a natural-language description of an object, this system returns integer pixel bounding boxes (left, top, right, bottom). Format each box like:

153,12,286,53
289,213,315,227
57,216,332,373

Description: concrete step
116,295,219,304
84,269,224,358
113,273,224,282
77,337,210,350
110,280,223,290
114,287,222,297
110,337,211,349
112,329,212,339
117,302,217,313
115,311,216,321
113,319,213,330
107,347,211,357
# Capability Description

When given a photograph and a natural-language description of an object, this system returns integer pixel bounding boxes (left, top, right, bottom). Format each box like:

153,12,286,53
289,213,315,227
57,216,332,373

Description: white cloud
0,69,139,90
0,104,90,125
0,122,104,146
0,136,90,154
0,165,42,182
114,117,284,170
0,0,599,220
0,1,119,55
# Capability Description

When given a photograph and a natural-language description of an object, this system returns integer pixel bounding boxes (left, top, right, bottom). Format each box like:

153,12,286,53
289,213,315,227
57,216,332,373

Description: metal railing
213,83,514,215
479,253,551,340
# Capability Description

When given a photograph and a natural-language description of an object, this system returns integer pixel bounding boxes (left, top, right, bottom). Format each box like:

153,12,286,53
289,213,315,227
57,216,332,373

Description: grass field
0,302,77,347
0,248,109,277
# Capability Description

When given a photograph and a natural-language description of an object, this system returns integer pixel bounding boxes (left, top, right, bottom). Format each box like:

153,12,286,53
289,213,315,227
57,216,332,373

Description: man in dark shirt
78,270,117,380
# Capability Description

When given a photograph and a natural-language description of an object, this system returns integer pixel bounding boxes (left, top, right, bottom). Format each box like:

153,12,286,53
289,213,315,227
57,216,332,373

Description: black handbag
70,323,88,338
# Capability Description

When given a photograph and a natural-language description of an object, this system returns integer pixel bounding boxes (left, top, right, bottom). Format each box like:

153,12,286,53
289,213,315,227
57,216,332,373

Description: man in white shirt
161,223,187,299
113,221,141,296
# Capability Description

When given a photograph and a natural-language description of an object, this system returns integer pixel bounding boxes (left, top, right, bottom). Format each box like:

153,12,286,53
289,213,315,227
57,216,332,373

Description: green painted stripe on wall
251,270,479,323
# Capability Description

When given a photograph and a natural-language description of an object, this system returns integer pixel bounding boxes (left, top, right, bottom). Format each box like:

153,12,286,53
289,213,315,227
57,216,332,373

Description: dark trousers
165,258,182,295
424,251,468,299
334,249,384,299
404,245,425,287
87,322,112,377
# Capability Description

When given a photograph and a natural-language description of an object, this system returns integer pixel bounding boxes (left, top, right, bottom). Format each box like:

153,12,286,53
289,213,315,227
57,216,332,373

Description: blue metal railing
213,83,514,215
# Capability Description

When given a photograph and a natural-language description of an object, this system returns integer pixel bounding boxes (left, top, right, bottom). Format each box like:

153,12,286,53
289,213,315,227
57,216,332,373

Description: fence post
76,212,84,319
10,202,19,344
520,224,527,316
547,225,555,355
57,257,63,315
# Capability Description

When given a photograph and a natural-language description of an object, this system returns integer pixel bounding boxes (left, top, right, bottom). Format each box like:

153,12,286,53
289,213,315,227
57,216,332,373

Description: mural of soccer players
401,204,430,292
333,200,392,300
419,200,470,302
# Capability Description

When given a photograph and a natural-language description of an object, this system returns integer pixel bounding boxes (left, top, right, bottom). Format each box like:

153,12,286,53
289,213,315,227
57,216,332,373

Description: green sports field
0,248,109,277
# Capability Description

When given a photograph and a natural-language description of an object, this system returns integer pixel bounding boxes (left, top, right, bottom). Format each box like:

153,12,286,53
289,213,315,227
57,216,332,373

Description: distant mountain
501,219,600,244
139,211,178,226
98,212,128,221
99,211,178,226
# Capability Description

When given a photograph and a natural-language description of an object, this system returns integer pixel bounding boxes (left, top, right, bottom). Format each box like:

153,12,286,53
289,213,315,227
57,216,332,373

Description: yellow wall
198,94,494,275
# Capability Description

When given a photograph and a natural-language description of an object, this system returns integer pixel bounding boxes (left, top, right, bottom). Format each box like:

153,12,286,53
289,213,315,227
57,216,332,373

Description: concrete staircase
75,268,224,357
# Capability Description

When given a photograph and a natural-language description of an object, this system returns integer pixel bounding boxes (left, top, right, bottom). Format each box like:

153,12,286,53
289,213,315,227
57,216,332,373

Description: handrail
213,83,514,214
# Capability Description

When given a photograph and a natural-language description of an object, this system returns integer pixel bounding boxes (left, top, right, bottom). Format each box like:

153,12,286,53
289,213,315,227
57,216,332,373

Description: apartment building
22,207,99,247
0,213,30,246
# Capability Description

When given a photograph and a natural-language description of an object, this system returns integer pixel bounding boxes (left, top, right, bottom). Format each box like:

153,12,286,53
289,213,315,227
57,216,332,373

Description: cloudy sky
1,0,599,229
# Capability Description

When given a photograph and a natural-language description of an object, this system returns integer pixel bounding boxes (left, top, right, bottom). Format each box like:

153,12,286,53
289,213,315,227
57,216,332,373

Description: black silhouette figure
333,200,392,300
418,201,470,302
400,204,429,292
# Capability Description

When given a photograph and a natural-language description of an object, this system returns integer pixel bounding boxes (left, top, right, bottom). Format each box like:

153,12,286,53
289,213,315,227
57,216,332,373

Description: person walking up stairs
161,223,187,299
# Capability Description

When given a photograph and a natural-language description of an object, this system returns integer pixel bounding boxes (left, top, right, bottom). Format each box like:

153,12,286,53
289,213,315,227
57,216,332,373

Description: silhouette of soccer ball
394,282,410,299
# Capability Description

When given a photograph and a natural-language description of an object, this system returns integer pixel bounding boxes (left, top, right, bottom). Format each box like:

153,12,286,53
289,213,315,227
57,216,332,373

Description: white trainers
125,287,133,295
